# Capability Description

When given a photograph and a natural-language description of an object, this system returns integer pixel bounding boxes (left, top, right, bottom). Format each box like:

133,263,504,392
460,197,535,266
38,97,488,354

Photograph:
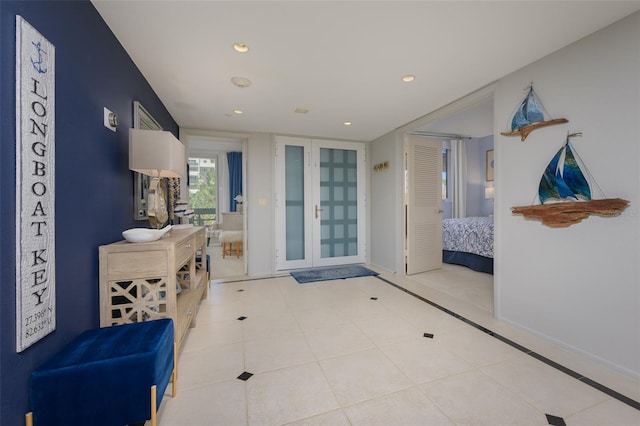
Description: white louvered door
405,135,443,275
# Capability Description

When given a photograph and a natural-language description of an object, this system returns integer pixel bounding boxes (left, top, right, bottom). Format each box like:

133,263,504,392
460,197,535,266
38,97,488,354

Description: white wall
369,132,405,273
495,12,639,378
246,133,275,277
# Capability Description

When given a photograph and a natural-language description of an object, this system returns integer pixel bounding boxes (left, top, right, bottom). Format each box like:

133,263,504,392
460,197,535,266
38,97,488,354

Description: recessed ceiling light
402,75,415,82
230,76,252,88
344,121,352,126
233,109,244,114
233,43,249,53
294,108,309,114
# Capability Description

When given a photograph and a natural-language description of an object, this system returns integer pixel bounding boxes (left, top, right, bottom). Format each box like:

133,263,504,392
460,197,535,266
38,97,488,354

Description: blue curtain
227,152,243,211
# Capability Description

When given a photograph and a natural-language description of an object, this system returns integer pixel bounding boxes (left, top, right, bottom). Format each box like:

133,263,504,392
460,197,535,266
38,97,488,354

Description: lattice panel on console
176,264,190,290
108,277,168,325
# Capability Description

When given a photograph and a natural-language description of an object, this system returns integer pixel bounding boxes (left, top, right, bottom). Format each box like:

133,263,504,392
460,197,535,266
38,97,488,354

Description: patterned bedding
442,216,494,258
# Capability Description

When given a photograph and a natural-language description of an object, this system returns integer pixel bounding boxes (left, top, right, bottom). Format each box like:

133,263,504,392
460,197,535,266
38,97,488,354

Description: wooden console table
99,227,208,352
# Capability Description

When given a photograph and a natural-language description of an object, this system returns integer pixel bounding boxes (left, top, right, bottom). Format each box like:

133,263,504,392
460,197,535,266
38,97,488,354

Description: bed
442,216,494,274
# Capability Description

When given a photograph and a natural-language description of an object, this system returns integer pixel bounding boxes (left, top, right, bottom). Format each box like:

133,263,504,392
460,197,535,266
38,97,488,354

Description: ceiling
92,1,640,142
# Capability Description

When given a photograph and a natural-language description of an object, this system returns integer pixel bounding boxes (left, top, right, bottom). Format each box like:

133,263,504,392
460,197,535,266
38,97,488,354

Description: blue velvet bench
25,318,176,426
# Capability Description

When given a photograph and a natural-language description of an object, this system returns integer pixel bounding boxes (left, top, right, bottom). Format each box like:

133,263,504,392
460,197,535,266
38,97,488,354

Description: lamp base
148,178,168,229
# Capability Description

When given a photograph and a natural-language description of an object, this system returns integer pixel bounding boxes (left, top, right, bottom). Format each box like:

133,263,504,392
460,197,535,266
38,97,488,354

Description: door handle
315,205,323,219
437,209,444,214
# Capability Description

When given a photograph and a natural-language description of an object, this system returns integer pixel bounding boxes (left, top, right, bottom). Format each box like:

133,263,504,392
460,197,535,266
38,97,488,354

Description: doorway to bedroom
405,91,495,313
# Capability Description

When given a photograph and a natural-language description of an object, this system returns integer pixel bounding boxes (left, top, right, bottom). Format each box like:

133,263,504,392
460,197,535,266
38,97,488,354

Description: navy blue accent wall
0,1,178,423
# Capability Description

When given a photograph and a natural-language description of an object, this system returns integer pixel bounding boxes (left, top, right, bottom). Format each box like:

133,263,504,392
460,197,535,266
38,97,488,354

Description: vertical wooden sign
15,16,56,352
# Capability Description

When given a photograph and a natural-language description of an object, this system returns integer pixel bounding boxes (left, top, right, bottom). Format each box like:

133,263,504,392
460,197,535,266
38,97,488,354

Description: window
188,156,217,226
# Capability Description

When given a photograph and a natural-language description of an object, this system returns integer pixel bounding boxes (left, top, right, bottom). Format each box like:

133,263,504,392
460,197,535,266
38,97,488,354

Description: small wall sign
15,16,56,352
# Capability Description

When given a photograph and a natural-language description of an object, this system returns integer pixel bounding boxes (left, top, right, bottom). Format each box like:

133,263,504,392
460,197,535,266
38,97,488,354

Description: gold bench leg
150,384,157,426
172,342,177,397
25,412,33,426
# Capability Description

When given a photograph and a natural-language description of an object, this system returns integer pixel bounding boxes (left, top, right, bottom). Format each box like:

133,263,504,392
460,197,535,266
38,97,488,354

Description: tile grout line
374,275,640,412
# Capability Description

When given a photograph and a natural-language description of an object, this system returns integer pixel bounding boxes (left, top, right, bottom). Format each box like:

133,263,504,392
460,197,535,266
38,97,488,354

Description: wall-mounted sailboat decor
512,132,629,227
501,83,568,141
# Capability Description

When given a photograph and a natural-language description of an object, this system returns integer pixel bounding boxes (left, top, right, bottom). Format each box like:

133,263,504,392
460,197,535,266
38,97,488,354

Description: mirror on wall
132,101,162,220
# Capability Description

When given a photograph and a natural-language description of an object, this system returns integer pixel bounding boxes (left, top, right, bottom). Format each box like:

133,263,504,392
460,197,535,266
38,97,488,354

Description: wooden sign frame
15,16,56,352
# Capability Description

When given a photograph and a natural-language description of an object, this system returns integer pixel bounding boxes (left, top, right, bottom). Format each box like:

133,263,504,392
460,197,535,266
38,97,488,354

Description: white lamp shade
129,128,186,178
484,186,495,199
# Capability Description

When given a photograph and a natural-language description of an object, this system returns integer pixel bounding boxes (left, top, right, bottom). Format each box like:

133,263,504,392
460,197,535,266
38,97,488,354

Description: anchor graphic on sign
30,41,47,74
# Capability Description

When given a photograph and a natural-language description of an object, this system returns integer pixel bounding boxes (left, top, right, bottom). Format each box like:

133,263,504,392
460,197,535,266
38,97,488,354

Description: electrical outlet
103,107,117,132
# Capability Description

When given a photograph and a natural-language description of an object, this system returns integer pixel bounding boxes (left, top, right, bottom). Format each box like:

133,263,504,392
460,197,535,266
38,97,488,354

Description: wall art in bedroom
486,149,494,182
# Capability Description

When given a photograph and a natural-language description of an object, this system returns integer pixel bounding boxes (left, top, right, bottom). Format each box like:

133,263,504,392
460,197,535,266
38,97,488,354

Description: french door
275,136,366,271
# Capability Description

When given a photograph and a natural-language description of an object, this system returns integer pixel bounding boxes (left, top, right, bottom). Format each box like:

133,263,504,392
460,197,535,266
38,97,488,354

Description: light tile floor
208,242,244,281
155,265,640,426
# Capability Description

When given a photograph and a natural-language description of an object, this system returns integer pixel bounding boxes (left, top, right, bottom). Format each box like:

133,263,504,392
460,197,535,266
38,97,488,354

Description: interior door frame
274,136,367,271
181,129,249,277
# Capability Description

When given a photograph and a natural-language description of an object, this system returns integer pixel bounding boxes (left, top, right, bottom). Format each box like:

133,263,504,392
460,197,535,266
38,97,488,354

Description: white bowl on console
122,225,173,243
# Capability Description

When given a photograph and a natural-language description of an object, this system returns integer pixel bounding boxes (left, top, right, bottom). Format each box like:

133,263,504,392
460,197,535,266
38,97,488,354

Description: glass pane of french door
285,145,305,261
318,148,358,258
